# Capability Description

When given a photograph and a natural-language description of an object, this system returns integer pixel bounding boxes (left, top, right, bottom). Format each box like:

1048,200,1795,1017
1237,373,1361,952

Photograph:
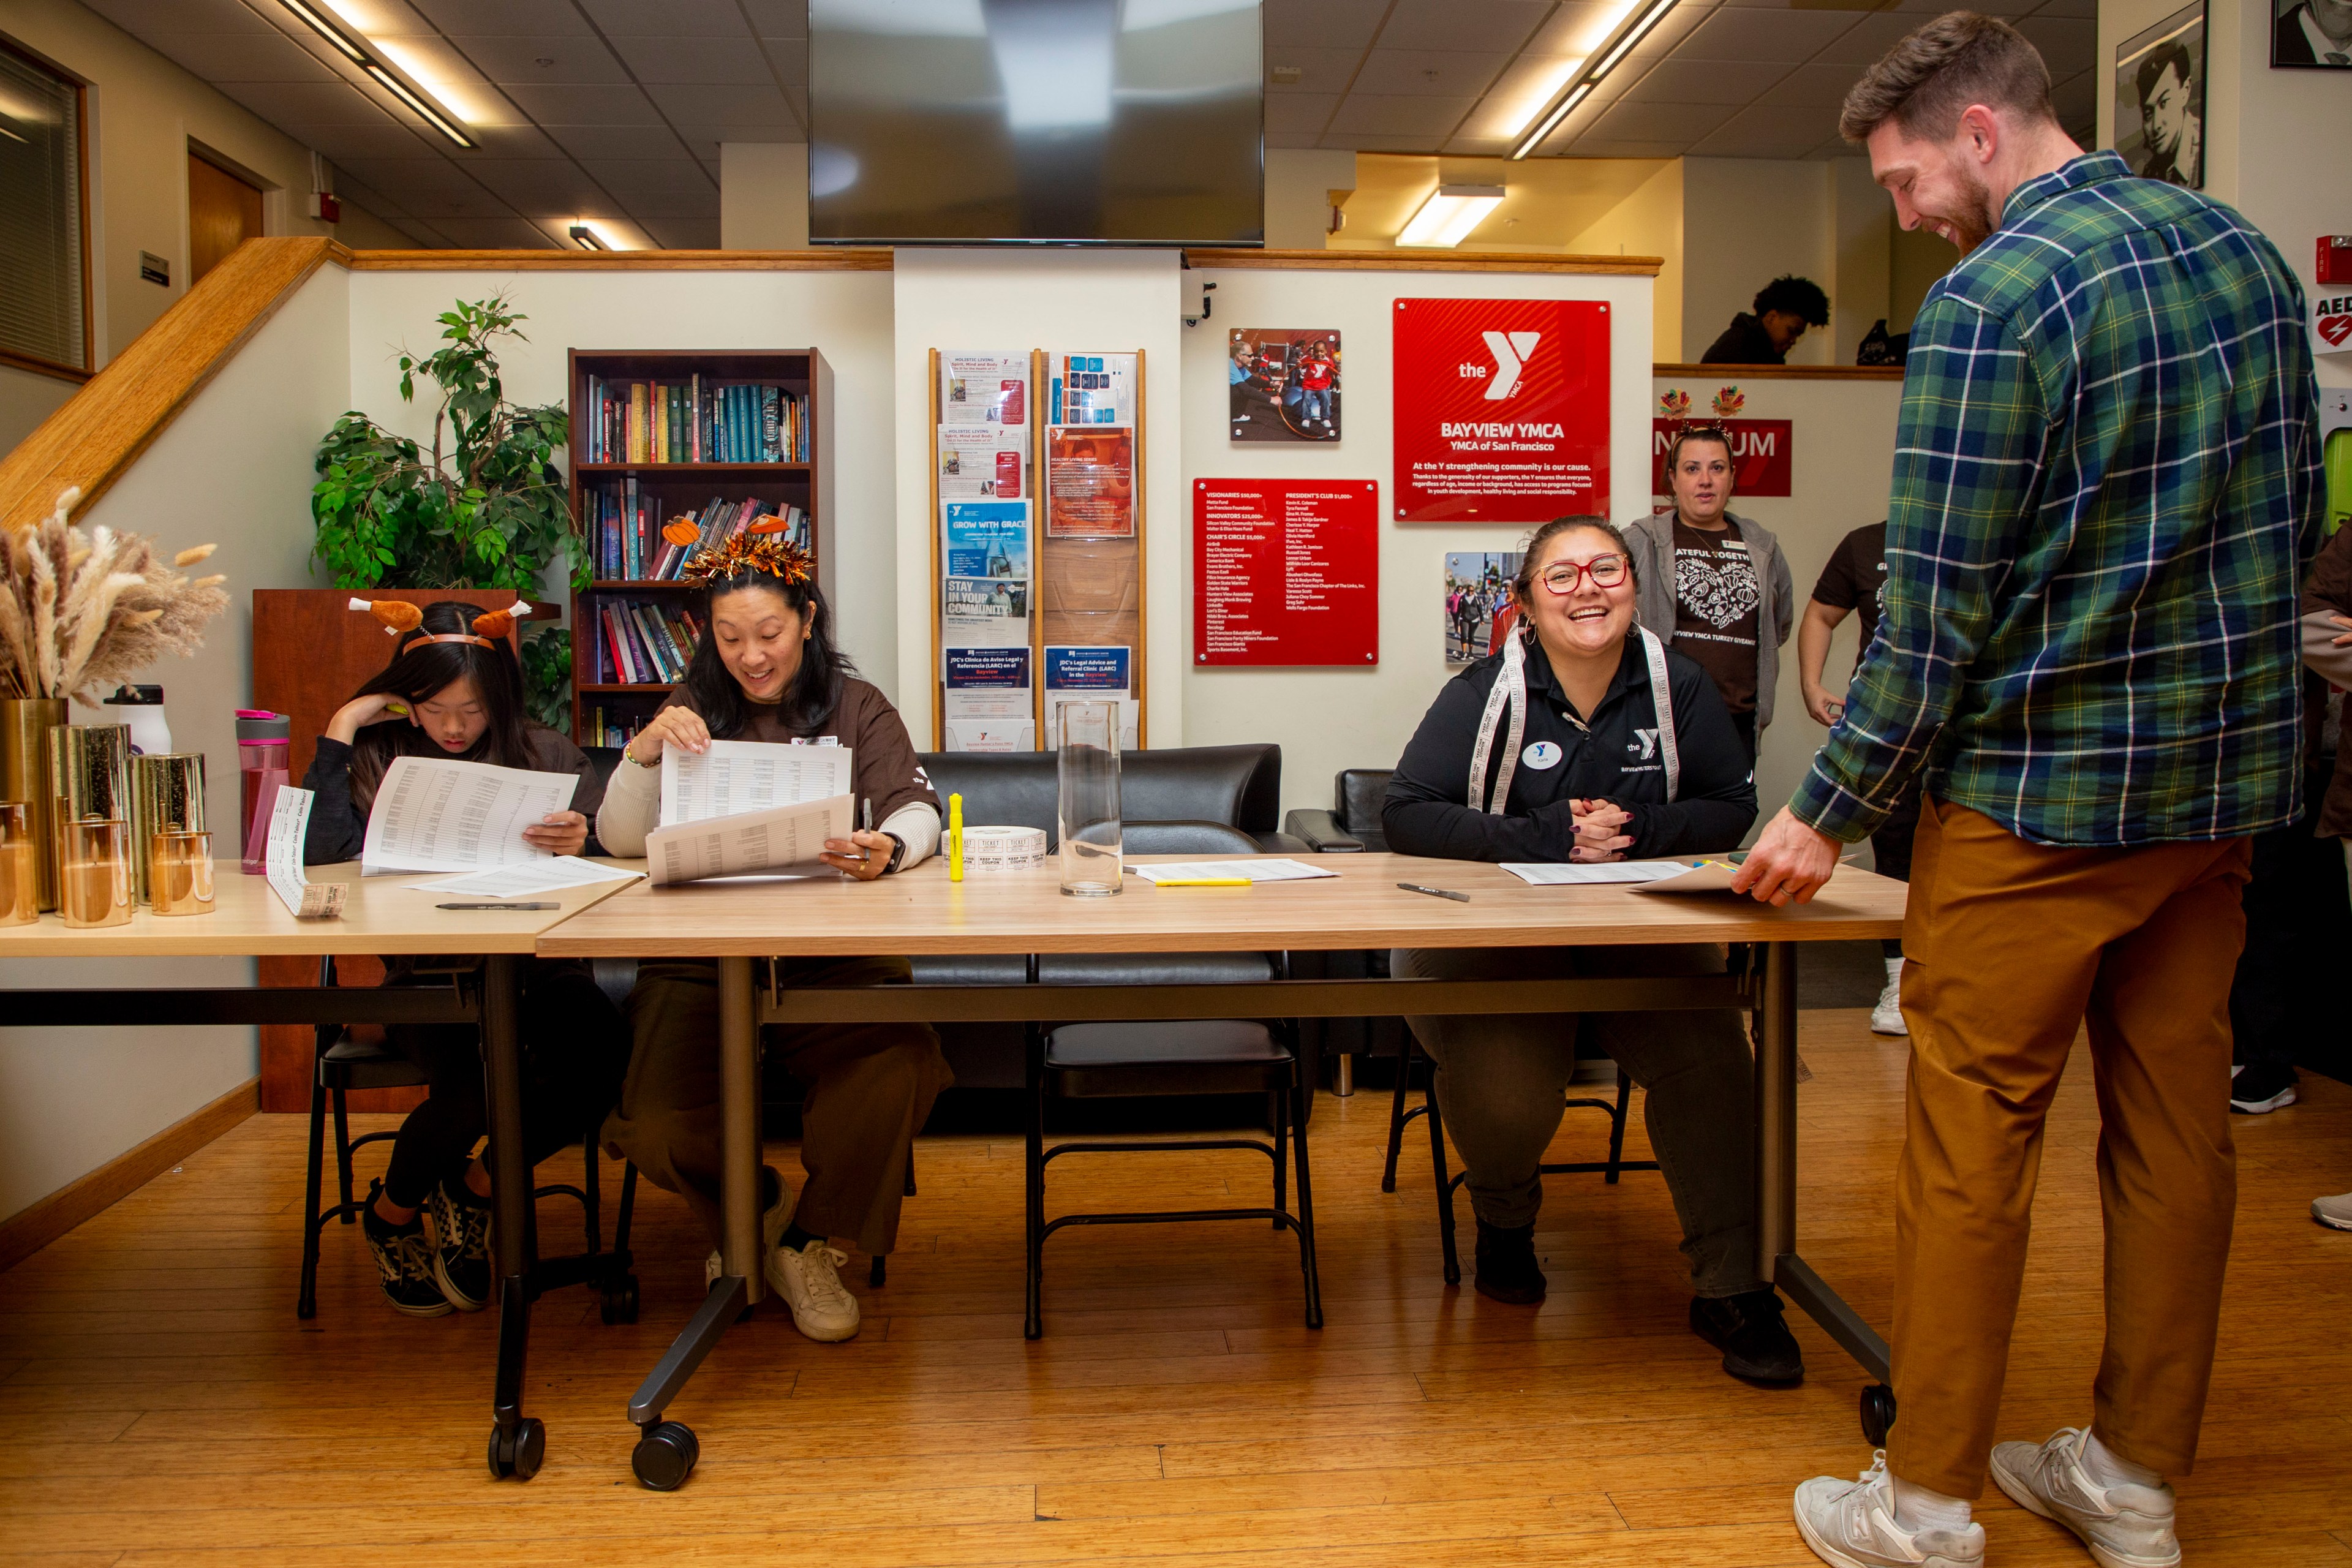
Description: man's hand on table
1729,807,1842,907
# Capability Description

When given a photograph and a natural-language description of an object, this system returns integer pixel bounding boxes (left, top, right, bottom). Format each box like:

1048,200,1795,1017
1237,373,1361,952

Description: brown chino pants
1888,797,2250,1498
601,956,952,1258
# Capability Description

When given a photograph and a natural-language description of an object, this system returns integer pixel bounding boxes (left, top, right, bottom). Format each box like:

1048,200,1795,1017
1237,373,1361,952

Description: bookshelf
565,348,832,749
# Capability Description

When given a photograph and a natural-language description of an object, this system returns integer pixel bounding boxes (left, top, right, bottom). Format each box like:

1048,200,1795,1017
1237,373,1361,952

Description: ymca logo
1630,728,1659,760
1477,330,1541,400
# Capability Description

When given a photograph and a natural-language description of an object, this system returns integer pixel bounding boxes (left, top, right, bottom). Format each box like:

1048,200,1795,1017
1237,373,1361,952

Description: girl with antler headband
303,600,630,1319
594,528,949,1346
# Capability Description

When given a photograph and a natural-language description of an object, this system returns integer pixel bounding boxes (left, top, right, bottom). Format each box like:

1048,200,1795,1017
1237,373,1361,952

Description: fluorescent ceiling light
277,0,475,149
1495,55,1586,141
1398,184,1506,248
363,64,475,148
568,224,607,251
278,0,368,64
1510,0,1678,159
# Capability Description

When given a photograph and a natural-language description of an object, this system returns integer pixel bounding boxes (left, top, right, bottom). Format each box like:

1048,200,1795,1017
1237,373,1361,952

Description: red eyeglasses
1537,555,1629,594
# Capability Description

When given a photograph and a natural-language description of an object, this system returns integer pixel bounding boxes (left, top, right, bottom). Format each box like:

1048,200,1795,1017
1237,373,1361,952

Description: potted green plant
309,294,581,731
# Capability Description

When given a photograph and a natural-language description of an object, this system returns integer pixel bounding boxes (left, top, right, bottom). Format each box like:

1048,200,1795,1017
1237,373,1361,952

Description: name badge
1521,741,1563,771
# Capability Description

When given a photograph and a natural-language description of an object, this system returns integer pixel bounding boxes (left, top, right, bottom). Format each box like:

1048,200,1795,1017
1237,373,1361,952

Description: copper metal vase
0,698,69,911
130,753,206,905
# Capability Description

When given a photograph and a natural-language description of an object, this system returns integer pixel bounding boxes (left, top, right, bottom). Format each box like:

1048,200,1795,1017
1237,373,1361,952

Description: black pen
437,901,559,911
1397,882,1470,903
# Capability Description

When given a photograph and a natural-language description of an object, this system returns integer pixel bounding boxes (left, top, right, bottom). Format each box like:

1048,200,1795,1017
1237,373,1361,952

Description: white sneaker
1872,958,1907,1036
771,1235,861,1342
2316,1191,2352,1231
1989,1427,2180,1568
1794,1452,1985,1567
704,1168,791,1291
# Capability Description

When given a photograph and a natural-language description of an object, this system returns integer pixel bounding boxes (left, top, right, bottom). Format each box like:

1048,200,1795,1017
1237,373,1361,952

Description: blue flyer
943,500,1030,580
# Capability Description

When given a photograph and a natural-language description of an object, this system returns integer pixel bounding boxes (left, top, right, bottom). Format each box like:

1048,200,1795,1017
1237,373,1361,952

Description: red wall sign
1194,479,1379,666
1651,418,1793,498
1392,298,1610,522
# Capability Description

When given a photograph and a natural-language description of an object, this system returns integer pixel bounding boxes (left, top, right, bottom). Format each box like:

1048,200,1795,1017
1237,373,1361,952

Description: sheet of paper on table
1128,858,1338,884
645,794,854,887
1629,859,1744,894
660,741,854,828
360,756,579,875
412,858,642,899
1502,861,1695,886
266,787,344,918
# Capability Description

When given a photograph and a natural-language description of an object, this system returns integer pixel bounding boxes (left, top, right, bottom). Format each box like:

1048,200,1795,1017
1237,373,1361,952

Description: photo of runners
1230,328,1341,442
1443,551,1524,663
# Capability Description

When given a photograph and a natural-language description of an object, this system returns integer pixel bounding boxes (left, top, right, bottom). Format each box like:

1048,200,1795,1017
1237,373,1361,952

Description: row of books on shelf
592,486,810,581
592,597,703,685
580,375,810,464
580,706,652,750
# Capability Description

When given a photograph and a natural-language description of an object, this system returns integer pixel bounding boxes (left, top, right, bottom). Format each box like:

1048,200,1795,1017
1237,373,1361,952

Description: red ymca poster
1392,298,1610,522
1193,479,1379,666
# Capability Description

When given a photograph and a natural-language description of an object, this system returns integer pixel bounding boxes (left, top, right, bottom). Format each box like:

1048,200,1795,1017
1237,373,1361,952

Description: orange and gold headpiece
679,522,813,589
347,597,529,649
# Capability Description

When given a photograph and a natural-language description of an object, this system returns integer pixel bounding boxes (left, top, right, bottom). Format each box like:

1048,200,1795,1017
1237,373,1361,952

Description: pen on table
1396,882,1470,903
437,902,559,911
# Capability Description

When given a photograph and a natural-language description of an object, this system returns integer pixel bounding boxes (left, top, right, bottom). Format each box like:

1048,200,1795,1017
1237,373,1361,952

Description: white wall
1265,149,1357,251
0,364,80,461
1566,160,1685,363
0,263,352,1226
1181,264,1656,815
345,266,900,692
1681,159,1834,366
891,250,1186,748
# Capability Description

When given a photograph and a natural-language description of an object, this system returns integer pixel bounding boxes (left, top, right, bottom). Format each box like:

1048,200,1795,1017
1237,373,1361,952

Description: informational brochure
943,575,1031,647
1129,858,1337,884
1044,427,1136,538
1629,859,1746,895
940,353,1028,426
266,786,345,918
943,647,1035,753
943,500,1030,581
938,426,1028,500
413,857,641,899
1047,352,1136,426
1042,645,1138,749
360,756,579,875
660,741,854,829
645,794,854,887
1501,861,1691,886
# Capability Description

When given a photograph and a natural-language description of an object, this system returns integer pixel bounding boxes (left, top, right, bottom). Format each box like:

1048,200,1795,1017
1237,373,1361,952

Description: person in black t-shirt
1798,521,1920,1036
1700,276,1830,364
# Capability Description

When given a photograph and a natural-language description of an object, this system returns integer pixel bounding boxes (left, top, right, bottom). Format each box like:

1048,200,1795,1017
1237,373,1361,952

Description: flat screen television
808,0,1263,247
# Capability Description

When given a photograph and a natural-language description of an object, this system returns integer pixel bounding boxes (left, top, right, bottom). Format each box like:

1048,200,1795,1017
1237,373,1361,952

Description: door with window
187,151,262,284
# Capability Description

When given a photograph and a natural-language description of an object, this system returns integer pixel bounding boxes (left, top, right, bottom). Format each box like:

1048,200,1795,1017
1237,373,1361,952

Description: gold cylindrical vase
0,698,69,910
149,829,214,916
59,818,132,929
0,801,37,924
130,753,206,905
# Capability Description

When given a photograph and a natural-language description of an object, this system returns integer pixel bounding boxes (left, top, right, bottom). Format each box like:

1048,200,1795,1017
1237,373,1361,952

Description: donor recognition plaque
1391,298,1611,523
1193,479,1379,667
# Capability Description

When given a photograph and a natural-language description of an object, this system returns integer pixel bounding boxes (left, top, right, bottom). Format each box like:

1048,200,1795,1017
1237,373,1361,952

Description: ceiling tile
740,0,808,40
305,122,440,162
462,122,567,157
81,0,279,36
1815,12,1934,65
579,158,720,199
1325,92,1479,138
1888,0,2039,13
1265,93,1340,137
335,157,498,201
643,217,721,249
462,159,612,213
755,37,809,87
328,171,411,217
407,0,597,36
500,82,668,125
1687,101,1840,157
214,78,407,124
611,185,722,220
1561,137,1703,158
1623,1,1722,59
1618,57,1798,105
643,82,797,128
2013,15,2097,74
451,36,631,86
1379,0,1553,53
1264,0,1390,52
1588,98,1738,142
423,216,567,246
1347,49,1512,99
1324,132,1448,153
2030,0,2098,17
1758,61,1871,108
1678,9,1863,62
1261,47,1368,96
546,122,685,159
1440,135,1516,156
579,0,754,36
1267,130,1325,149
660,127,731,160
606,35,780,86
137,30,341,81
2050,71,2097,124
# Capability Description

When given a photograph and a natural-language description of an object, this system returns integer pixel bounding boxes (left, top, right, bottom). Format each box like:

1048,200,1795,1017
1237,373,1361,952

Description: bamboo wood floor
4,1010,2348,1567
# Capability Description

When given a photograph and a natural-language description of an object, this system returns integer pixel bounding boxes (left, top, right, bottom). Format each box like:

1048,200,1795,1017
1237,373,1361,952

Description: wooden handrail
342,248,894,271
0,236,350,533
1653,363,1906,381
1187,247,1663,276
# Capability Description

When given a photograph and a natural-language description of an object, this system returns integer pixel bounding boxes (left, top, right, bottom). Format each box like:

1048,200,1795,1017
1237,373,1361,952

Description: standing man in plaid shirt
1729,13,2324,1568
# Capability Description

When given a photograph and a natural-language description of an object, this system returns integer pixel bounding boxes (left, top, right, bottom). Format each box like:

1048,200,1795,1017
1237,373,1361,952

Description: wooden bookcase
565,348,832,748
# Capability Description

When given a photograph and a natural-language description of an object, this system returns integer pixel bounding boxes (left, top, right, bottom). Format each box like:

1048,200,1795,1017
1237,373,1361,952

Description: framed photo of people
2274,0,2351,65
2114,2,2206,189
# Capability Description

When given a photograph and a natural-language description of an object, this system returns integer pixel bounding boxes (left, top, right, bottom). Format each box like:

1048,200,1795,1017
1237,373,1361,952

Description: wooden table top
538,852,1906,958
0,861,641,959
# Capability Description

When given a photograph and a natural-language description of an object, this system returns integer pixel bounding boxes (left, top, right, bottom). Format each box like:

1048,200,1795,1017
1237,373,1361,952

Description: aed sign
1651,418,1795,498
1392,298,1610,522
2315,292,2352,355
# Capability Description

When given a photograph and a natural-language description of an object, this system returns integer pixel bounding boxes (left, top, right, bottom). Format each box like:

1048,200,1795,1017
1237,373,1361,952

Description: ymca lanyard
1469,627,1679,813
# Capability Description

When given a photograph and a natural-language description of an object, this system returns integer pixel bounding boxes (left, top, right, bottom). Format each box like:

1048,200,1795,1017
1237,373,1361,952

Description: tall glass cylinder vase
1055,699,1122,897
0,698,69,910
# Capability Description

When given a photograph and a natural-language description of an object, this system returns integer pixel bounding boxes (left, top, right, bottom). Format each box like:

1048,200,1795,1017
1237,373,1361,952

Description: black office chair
298,954,642,1324
1025,821,1322,1340
1286,769,1408,1098
1389,1023,1660,1285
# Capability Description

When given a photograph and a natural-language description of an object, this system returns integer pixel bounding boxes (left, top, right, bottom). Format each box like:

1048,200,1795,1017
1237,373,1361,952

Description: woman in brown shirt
596,533,949,1344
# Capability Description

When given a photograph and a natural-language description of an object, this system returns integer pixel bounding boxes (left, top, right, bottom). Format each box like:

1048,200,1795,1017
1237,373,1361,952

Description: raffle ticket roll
963,825,1047,872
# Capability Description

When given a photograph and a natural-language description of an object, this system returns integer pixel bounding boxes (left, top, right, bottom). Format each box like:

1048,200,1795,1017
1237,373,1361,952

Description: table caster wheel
1860,1384,1897,1447
600,1273,639,1325
487,1416,545,1481
633,1420,699,1491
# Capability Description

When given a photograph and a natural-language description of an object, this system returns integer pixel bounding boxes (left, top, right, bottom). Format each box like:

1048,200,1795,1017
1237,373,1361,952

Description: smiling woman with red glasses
1380,514,1802,1387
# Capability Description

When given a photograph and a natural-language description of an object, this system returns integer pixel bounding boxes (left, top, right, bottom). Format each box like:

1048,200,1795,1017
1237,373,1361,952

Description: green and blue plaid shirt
1794,152,2324,848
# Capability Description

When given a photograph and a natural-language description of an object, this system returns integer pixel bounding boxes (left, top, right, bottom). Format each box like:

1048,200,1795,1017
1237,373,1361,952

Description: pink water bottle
236,710,290,873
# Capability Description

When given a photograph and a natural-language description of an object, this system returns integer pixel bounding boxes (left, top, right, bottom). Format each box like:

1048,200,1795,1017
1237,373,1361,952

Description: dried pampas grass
0,488,230,702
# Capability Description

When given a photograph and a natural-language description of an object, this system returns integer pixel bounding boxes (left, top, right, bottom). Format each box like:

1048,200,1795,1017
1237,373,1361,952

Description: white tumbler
1055,699,1122,897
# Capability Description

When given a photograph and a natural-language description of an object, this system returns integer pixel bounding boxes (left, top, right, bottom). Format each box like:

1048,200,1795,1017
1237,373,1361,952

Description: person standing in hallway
2299,520,2352,1231
1728,13,2323,1568
1626,424,1794,763
1701,276,1831,364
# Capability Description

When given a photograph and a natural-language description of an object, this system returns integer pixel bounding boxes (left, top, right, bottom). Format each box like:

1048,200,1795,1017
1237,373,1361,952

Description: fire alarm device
2321,236,2352,287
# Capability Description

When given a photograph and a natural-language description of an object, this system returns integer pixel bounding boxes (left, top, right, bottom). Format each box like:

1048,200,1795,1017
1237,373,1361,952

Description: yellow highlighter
948,793,963,883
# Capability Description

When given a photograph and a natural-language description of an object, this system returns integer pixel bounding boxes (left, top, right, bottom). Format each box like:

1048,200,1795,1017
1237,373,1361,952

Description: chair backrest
583,747,625,791
1121,820,1262,856
1335,768,1393,849
921,744,1282,842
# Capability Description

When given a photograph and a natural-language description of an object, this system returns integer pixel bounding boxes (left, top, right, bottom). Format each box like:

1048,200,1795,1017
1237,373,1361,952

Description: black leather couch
1283,767,1392,853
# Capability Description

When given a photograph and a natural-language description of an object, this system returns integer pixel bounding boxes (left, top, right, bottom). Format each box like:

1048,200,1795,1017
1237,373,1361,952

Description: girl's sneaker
361,1181,454,1317
426,1174,493,1311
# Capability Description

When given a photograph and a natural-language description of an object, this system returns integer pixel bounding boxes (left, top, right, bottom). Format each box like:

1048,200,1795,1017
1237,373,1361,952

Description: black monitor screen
809,0,1264,246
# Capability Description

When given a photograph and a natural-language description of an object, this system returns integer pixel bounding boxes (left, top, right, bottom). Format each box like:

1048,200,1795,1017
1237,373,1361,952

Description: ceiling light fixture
277,0,476,149
568,224,608,251
1510,0,1679,160
1397,184,1506,248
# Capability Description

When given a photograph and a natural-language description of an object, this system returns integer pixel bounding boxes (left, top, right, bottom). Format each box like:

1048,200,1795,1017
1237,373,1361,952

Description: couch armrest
1256,831,1315,854
1282,809,1363,852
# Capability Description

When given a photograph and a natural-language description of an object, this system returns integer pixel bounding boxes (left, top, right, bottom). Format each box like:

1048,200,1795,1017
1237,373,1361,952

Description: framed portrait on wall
2115,2,2206,188
2274,0,2352,64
